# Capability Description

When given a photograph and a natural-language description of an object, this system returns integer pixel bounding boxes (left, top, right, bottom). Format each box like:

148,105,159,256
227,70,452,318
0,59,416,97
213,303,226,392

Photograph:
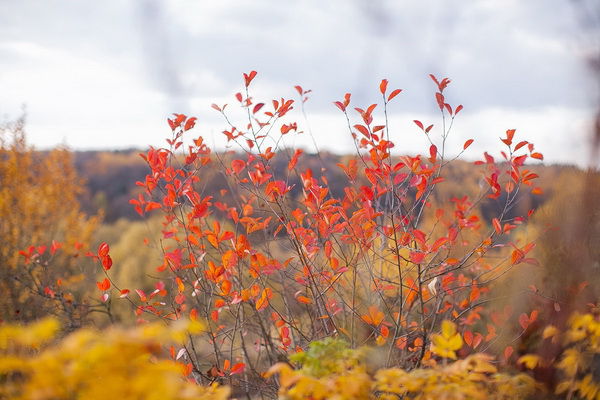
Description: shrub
267,323,538,399
94,71,544,394
11,72,550,397
0,115,98,326
0,317,229,399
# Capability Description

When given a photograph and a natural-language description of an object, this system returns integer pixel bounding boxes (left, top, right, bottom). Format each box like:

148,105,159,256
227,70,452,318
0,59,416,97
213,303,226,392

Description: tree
0,115,98,327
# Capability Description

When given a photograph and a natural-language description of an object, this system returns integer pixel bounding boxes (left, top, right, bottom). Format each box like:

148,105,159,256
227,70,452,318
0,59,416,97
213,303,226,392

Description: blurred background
0,0,598,165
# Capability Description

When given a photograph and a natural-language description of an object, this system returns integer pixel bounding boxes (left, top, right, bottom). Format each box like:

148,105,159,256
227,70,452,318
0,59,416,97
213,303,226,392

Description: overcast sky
0,0,598,165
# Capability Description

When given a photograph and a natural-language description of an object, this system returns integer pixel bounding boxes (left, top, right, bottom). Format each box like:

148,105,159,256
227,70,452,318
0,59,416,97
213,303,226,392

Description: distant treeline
73,149,580,224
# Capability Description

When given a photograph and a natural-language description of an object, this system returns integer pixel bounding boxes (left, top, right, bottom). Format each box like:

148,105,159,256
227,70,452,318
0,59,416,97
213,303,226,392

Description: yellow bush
0,318,229,400
550,313,600,399
267,323,537,400
0,116,98,323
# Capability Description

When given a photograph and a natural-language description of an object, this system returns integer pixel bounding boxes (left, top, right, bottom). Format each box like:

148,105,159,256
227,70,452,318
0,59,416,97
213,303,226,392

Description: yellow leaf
542,325,559,339
557,348,582,377
555,380,572,395
517,354,541,369
447,332,463,351
441,320,457,338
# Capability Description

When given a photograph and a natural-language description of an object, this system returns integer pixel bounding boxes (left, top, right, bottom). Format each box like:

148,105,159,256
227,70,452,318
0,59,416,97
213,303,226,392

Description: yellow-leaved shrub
0,318,229,400
267,323,537,400
547,313,600,399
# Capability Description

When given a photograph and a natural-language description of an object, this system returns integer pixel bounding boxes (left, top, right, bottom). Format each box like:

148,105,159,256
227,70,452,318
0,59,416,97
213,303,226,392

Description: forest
1,72,599,399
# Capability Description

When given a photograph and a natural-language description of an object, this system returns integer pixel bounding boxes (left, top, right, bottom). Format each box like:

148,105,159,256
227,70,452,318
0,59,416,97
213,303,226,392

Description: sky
0,0,598,166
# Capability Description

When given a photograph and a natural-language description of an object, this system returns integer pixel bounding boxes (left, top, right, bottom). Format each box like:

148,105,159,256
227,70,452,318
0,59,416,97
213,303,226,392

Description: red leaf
463,139,474,150
531,152,544,160
435,92,445,110
175,293,186,305
413,120,424,130
231,159,246,175
354,124,370,138
136,289,147,302
184,117,197,131
455,105,463,114
431,237,448,252
514,140,528,151
98,242,110,257
96,278,110,291
429,74,440,87
288,149,303,170
464,330,473,346
101,255,113,271
504,346,514,361
252,103,265,114
230,362,246,375
50,240,62,255
145,202,162,212
518,313,530,330
243,70,257,87
387,88,402,101
410,251,425,264
173,114,186,127
379,79,388,95
429,144,437,163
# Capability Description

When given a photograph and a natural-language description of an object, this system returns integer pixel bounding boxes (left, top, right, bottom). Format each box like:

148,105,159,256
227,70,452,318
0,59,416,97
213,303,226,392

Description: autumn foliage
3,71,599,398
103,71,546,391
0,116,97,326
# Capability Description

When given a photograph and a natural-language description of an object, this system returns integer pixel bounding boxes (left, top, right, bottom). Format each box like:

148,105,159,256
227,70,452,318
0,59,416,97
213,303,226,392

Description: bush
99,72,544,394
11,72,559,397
0,115,98,326
0,317,229,399
267,323,538,399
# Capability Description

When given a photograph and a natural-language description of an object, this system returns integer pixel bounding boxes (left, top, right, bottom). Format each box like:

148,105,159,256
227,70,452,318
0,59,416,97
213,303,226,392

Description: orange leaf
492,218,502,234
531,152,544,160
379,79,388,95
221,280,232,295
96,278,110,291
354,124,370,138
230,362,246,375
464,330,473,347
184,117,197,131
362,305,384,326
231,159,246,175
387,88,402,101
296,295,312,304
